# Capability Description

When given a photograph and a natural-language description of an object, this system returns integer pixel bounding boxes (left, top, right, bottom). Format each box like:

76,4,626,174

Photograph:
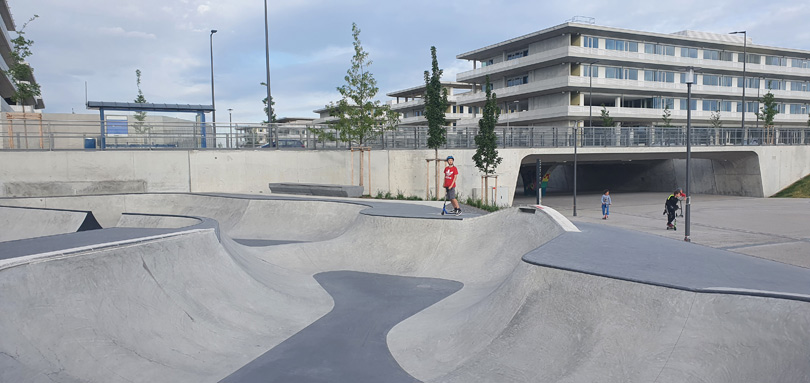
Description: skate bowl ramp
0,205,101,242
0,193,809,382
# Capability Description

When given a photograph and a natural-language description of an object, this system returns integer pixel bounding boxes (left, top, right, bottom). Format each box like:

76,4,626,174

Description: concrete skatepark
1,192,809,382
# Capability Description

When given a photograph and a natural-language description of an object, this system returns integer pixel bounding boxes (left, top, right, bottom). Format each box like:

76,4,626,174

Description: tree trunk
434,148,439,200
484,176,489,205
359,149,365,190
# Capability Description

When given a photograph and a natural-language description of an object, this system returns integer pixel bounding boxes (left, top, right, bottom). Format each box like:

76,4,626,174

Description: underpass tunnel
517,151,765,198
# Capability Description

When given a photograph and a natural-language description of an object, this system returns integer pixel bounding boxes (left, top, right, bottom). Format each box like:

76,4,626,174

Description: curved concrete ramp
0,194,808,382
0,205,101,242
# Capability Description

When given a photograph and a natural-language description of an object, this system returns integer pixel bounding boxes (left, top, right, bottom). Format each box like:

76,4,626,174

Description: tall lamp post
575,61,598,217
684,67,695,242
209,29,218,140
263,0,275,149
730,31,746,143
228,108,233,148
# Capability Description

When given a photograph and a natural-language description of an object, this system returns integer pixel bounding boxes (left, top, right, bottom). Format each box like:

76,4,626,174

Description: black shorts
445,187,456,200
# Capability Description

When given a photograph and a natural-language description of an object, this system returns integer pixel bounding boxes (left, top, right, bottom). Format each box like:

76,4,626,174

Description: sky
9,0,810,123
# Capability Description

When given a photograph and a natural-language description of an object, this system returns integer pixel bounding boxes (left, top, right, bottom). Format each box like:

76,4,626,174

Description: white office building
452,22,810,131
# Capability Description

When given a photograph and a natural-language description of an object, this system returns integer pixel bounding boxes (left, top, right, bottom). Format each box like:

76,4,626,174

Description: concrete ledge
268,183,364,198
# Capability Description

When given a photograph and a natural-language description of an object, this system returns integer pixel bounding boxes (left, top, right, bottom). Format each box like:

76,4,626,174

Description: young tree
260,82,276,145
758,88,778,144
424,46,449,199
4,15,40,113
133,69,150,134
473,75,502,203
661,105,672,127
325,23,399,190
710,109,722,129
600,104,614,127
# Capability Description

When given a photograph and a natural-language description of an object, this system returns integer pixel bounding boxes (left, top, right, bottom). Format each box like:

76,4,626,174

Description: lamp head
211,29,218,34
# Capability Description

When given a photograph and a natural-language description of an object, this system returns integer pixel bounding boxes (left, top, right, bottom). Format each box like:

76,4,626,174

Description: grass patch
463,197,501,212
373,190,422,201
772,175,810,198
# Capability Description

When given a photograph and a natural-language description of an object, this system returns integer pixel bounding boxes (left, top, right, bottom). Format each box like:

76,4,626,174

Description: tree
600,104,614,127
260,82,277,123
4,15,40,113
132,69,150,134
661,105,672,127
325,23,399,190
758,88,778,144
424,46,449,199
710,109,722,129
473,75,502,204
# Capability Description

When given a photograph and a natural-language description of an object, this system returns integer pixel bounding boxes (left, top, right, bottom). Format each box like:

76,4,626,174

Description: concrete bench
268,183,364,198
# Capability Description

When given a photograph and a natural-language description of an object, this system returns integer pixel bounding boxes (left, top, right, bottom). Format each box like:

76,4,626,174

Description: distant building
453,22,810,129
386,82,479,126
0,1,44,113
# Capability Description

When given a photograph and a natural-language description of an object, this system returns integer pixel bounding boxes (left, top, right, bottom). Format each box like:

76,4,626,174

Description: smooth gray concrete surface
0,205,101,242
221,271,462,383
1,192,809,382
268,183,365,197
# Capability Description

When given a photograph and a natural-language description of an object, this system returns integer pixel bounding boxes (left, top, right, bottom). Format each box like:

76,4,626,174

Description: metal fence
1,119,808,150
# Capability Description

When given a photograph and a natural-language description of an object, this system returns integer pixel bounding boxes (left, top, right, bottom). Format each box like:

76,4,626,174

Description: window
645,70,675,82
704,50,720,60
584,65,599,77
452,106,456,113
789,104,808,114
605,39,637,52
703,75,720,86
765,56,787,66
702,100,719,111
720,76,734,87
481,59,494,67
679,72,696,84
720,101,733,112
791,81,810,92
791,58,810,68
680,98,697,110
584,36,599,48
737,101,760,113
720,51,735,61
628,42,639,52
604,67,623,79
506,75,529,87
414,110,423,117
507,49,529,61
681,47,698,58
738,77,760,89
624,68,639,80
765,79,785,90
644,43,675,56
741,53,761,64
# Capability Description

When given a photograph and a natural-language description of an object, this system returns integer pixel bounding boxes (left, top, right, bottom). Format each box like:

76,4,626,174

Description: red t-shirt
444,166,458,188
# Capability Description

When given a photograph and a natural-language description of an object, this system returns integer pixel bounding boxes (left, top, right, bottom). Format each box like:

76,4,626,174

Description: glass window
624,68,638,80
720,101,733,112
506,75,528,87
452,106,457,113
605,39,615,50
720,51,735,61
646,70,674,82
738,77,760,89
737,102,760,113
644,43,655,54
765,56,787,66
765,79,784,90
481,59,494,67
791,81,810,92
790,58,810,68
702,100,719,111
680,98,697,110
789,104,808,114
720,76,734,87
644,43,675,56
627,42,639,52
584,65,599,77
681,47,698,58
507,49,529,61
745,54,761,64
604,67,622,79
704,50,720,60
584,36,599,48
703,75,720,86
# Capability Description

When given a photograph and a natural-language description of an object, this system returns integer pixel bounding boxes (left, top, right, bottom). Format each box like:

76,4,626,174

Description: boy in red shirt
444,156,461,215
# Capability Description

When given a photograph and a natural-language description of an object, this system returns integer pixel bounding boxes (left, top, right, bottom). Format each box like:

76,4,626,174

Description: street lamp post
731,31,747,143
263,0,275,149
684,67,695,242
228,108,233,148
576,61,598,217
210,29,218,141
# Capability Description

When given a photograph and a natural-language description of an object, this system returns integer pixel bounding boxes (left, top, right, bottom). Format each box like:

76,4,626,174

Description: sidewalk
514,192,810,269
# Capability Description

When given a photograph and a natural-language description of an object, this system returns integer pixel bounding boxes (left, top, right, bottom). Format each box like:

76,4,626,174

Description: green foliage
132,69,150,134
373,190,421,200
463,197,500,212
4,15,41,111
772,174,810,198
260,82,277,123
600,104,613,127
758,88,779,127
324,23,399,146
424,46,448,150
710,109,722,129
473,75,502,175
661,105,672,127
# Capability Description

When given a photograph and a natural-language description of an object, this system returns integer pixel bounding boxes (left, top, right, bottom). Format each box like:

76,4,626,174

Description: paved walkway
515,192,810,269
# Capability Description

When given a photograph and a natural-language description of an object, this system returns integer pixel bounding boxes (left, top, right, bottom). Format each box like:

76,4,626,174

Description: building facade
452,22,810,130
0,0,44,113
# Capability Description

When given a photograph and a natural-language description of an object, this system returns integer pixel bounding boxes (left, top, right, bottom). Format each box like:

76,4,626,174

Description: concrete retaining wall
0,146,807,203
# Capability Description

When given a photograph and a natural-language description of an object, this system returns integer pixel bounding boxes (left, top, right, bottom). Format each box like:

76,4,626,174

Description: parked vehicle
261,139,305,148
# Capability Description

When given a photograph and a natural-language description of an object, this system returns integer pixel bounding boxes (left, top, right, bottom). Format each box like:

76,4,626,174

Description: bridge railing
0,119,807,150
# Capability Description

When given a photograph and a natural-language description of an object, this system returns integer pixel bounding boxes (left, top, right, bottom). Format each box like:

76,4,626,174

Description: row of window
583,66,810,91
583,35,810,67
619,97,804,114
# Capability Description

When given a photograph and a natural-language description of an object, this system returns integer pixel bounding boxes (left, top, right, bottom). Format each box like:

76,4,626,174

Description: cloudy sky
10,0,810,123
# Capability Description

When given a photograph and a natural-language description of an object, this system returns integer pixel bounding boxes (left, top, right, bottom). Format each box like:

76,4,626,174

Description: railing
0,119,808,151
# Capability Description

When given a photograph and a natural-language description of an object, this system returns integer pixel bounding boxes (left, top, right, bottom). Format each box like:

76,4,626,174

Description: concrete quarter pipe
0,194,808,383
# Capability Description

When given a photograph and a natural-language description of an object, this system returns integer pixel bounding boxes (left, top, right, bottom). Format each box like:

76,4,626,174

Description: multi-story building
0,0,44,113
386,82,479,126
453,22,810,131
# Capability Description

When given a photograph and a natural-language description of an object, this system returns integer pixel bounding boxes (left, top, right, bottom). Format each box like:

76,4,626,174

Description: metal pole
731,31,747,143
685,69,693,242
210,30,217,140
264,0,275,150
228,108,233,148
536,158,542,205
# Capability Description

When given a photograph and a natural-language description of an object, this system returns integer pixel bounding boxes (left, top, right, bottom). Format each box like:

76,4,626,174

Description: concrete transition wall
0,146,807,203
